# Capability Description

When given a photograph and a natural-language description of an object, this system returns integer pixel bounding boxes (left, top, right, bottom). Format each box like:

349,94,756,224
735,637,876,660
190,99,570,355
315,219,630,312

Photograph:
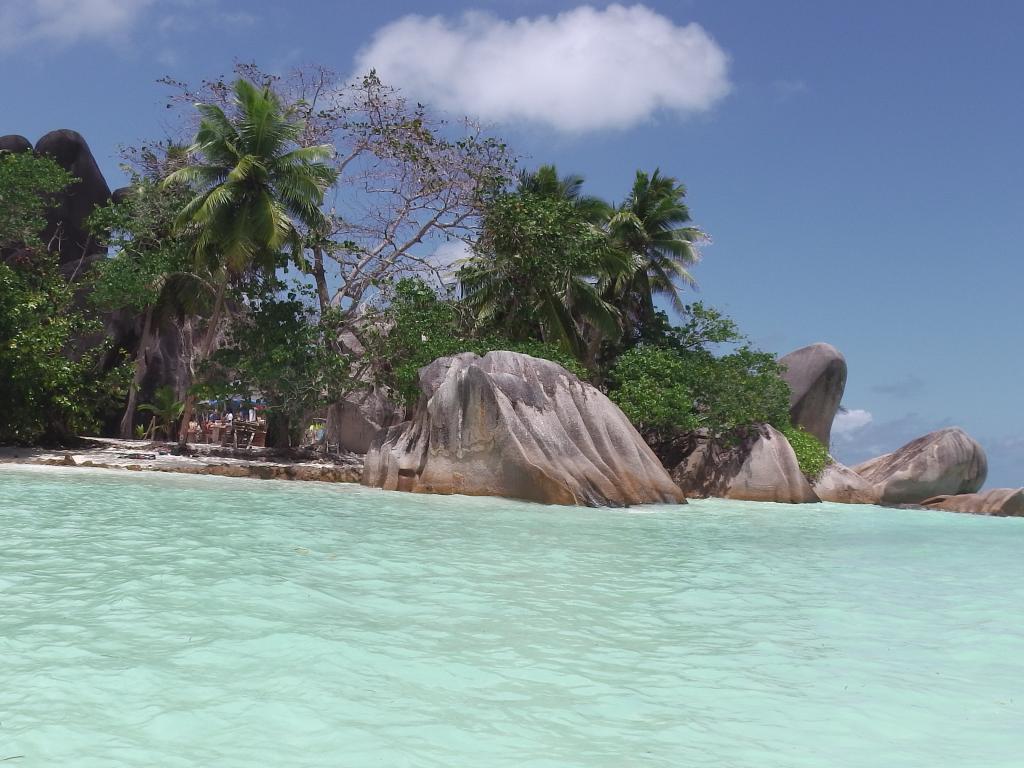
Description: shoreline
0,438,364,484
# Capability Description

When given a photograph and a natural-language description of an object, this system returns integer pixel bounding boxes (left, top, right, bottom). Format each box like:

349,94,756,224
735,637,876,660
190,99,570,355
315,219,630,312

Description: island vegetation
0,62,829,479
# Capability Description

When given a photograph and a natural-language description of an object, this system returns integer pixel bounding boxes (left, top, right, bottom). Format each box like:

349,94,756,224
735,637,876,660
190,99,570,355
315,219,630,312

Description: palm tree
606,169,707,336
516,164,610,224
460,190,627,364
163,78,337,444
138,386,185,441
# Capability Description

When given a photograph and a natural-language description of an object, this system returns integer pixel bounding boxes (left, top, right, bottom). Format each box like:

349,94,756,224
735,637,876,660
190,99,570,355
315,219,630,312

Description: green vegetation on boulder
781,425,832,481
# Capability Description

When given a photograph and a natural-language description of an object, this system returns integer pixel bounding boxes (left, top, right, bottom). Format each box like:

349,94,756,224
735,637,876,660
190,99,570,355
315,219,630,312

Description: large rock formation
853,427,987,505
33,129,111,267
325,388,405,454
779,343,847,446
671,424,820,504
920,488,1024,517
812,462,881,505
0,134,32,154
362,351,685,507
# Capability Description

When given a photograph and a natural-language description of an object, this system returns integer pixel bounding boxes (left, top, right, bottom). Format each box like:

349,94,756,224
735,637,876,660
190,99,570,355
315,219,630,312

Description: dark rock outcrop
670,424,820,504
33,129,111,266
325,388,405,454
363,351,685,507
812,461,880,505
0,134,32,154
853,427,987,505
779,343,847,446
919,488,1024,517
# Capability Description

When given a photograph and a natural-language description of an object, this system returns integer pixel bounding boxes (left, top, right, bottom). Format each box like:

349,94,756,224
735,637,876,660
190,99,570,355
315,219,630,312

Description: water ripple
1,466,1022,766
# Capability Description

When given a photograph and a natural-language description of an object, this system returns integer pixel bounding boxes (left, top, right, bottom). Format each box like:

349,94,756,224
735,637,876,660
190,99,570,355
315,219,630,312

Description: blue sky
3,1,1021,486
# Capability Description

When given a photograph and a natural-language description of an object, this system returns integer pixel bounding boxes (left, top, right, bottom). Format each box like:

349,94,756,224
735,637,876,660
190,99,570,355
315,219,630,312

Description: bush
781,425,831,480
606,346,698,450
0,151,123,444
364,278,586,406
607,342,791,457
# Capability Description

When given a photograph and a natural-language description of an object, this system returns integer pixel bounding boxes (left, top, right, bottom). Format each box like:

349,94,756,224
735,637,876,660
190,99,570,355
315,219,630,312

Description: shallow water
1,466,1022,767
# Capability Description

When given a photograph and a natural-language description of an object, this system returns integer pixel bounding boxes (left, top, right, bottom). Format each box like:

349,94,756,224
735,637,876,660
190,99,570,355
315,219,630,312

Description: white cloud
353,4,731,133
0,0,153,52
430,239,472,269
832,408,873,437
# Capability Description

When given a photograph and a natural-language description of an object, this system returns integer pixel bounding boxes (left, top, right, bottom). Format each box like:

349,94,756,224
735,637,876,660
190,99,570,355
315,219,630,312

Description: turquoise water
1,466,1022,767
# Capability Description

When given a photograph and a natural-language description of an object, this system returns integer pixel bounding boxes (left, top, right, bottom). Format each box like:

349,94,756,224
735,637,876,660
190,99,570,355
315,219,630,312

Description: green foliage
365,278,586,406
607,304,792,457
0,151,75,253
207,280,351,442
88,178,205,314
606,169,705,323
0,255,121,443
138,386,185,440
0,152,123,444
163,78,338,276
781,425,832,480
667,303,743,350
516,164,610,224
607,347,698,449
460,192,627,361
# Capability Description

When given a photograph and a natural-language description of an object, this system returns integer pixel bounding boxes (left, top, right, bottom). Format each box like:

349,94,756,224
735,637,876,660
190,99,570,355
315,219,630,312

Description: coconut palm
606,169,706,334
163,78,337,443
460,191,627,363
516,164,610,224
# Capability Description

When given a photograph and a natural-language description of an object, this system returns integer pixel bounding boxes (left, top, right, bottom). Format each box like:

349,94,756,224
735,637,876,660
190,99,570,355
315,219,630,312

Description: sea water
1,465,1022,767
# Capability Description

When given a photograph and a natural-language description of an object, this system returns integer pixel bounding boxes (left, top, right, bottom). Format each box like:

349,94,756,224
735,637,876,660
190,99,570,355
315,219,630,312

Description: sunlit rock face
326,389,405,454
812,462,880,505
920,488,1024,517
670,424,820,504
779,342,847,446
363,351,685,507
853,427,988,505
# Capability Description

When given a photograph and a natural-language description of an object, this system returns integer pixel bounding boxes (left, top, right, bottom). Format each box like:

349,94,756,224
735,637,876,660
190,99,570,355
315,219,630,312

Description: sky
2,0,1021,487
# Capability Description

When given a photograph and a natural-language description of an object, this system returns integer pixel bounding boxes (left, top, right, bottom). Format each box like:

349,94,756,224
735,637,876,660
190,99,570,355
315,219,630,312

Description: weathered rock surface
325,388,405,454
919,488,1024,517
853,427,987,505
33,129,111,265
671,424,820,504
363,351,685,507
778,342,843,444
779,343,847,446
812,462,881,505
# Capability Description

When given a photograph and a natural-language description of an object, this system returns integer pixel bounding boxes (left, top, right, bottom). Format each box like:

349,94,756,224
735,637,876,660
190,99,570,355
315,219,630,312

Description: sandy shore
0,438,364,484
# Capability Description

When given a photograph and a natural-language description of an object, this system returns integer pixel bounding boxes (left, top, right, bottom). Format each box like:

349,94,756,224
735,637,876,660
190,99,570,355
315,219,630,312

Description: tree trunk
265,409,291,450
177,277,227,447
119,306,155,439
312,246,330,317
